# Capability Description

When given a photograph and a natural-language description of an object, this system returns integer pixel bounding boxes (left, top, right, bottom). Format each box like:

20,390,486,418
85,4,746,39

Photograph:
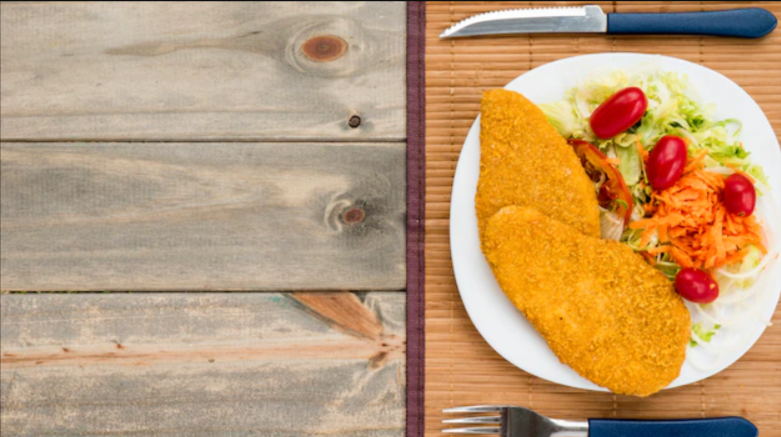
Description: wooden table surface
0,2,408,435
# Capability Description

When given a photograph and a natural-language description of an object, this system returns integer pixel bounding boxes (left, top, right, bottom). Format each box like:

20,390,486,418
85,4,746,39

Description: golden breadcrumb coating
476,89,600,240
483,206,691,397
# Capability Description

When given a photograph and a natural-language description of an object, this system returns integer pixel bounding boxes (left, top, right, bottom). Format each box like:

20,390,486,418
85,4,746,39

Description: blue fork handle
607,8,777,38
589,417,757,437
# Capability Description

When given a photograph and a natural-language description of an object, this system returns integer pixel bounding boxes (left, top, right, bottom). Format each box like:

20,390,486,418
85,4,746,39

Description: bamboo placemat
424,2,781,435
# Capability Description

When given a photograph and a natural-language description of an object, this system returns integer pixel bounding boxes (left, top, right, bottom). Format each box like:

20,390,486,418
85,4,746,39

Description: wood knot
341,207,365,225
348,115,361,128
302,35,347,62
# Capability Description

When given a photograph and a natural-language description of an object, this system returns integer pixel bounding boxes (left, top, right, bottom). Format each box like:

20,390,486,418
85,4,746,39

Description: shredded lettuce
541,100,584,138
541,69,768,186
654,260,681,281
740,246,763,270
690,322,721,348
727,245,764,289
615,143,642,186
689,322,721,347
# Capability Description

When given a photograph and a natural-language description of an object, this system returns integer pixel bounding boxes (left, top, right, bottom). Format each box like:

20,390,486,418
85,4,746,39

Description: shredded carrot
630,213,684,229
670,246,693,268
724,251,744,265
630,218,656,230
639,226,656,247
635,153,765,270
640,251,657,266
605,157,621,166
683,150,708,174
658,224,669,243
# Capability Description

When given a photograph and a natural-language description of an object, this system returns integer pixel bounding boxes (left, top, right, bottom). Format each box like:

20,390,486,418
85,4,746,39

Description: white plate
449,53,781,392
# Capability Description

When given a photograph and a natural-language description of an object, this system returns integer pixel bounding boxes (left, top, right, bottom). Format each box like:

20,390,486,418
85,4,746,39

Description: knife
440,5,777,39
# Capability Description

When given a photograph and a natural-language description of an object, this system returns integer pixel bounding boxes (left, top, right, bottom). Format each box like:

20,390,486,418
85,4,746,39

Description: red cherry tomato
568,139,633,226
647,135,688,191
675,268,719,304
589,87,648,139
723,173,756,216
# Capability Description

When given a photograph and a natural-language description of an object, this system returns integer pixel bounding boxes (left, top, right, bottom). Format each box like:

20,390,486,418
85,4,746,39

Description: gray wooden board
0,1,406,141
0,292,406,436
0,142,406,291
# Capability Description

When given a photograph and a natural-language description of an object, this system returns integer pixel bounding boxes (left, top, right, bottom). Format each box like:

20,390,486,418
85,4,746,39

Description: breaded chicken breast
483,206,691,397
476,89,600,240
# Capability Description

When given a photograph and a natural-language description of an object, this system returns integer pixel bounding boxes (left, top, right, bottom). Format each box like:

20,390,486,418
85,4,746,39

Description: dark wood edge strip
406,2,426,437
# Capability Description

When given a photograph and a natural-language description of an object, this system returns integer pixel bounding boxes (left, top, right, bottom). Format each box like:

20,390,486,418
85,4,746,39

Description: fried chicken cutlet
483,206,691,397
476,89,600,240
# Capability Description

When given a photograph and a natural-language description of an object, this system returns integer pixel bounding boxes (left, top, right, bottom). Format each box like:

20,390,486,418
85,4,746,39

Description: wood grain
0,1,406,141
0,142,406,291
425,2,781,436
292,291,384,340
0,292,406,436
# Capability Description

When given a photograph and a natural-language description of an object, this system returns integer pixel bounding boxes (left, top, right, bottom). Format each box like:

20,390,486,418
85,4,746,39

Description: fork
442,405,758,437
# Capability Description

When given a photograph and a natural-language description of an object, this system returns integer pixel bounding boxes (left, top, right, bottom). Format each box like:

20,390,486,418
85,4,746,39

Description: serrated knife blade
439,5,777,39
440,5,606,38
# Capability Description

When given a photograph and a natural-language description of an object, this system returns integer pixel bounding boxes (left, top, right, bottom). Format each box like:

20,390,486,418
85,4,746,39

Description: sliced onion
688,328,743,353
600,208,624,241
713,283,761,305
694,303,759,327
687,352,724,372
715,251,776,279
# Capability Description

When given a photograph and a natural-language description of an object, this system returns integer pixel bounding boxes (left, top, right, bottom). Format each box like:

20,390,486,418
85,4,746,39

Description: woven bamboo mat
424,2,781,435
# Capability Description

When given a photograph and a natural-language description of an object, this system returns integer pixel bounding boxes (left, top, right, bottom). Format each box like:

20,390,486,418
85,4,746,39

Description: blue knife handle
607,8,777,38
589,417,757,437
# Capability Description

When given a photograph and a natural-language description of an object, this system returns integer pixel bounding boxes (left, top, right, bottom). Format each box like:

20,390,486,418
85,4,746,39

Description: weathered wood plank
0,142,406,291
0,292,406,436
0,1,406,141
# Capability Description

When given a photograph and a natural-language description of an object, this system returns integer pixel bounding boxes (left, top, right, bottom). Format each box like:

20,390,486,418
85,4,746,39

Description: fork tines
442,405,507,435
